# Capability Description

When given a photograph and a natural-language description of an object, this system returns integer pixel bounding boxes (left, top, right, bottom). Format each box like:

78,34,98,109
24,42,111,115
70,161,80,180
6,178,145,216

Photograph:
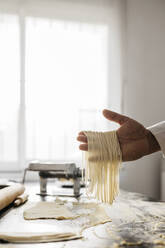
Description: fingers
77,132,88,151
78,131,86,136
102,109,129,125
79,143,88,151
77,135,87,143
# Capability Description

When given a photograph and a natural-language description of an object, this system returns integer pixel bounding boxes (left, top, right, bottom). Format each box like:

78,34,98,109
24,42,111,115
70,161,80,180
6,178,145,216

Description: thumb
102,109,129,125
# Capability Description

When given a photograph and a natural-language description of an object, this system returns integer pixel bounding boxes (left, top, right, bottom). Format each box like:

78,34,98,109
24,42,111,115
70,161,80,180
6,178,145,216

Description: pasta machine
22,162,83,197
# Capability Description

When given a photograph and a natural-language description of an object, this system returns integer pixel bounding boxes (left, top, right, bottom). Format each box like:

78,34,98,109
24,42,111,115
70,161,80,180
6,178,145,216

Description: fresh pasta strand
83,131,122,204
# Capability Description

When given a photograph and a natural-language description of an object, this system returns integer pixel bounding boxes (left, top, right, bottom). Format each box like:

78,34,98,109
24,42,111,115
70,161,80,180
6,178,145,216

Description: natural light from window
0,14,109,170
26,17,108,162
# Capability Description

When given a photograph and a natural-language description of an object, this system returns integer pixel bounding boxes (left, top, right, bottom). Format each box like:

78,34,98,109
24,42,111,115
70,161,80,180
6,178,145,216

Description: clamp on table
22,162,83,197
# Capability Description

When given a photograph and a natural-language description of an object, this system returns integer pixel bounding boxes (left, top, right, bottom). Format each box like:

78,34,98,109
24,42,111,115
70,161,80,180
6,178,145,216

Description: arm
77,109,161,162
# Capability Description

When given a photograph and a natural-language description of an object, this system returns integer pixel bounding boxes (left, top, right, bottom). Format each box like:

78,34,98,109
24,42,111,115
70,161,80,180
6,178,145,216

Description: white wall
120,0,165,199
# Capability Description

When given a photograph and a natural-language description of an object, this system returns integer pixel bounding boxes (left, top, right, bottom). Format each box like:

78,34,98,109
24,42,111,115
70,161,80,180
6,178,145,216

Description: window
26,18,108,162
0,0,123,171
0,14,109,170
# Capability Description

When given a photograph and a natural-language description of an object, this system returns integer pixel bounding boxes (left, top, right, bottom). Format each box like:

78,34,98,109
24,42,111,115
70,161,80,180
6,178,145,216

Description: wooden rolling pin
14,193,28,207
0,184,25,211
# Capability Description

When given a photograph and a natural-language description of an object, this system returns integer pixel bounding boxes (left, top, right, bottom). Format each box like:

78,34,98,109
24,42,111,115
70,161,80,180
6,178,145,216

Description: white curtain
0,14,20,168
0,0,125,171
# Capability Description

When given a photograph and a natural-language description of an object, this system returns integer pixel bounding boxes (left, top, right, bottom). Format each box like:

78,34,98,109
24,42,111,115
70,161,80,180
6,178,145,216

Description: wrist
146,130,160,155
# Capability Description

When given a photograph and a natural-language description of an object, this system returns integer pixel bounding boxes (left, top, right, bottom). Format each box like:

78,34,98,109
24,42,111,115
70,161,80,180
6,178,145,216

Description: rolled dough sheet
0,232,82,243
24,202,79,220
72,203,112,230
24,201,111,229
86,204,112,227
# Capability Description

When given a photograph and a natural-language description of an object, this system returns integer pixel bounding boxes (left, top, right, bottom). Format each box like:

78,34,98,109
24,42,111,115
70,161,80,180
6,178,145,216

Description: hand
77,109,160,162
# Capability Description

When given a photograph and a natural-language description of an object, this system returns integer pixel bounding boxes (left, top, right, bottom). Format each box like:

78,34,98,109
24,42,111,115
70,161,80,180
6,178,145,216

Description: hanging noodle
83,131,122,204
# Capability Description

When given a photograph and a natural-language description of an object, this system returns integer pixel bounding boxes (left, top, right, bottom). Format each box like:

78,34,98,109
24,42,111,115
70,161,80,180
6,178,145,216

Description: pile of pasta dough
84,131,122,204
